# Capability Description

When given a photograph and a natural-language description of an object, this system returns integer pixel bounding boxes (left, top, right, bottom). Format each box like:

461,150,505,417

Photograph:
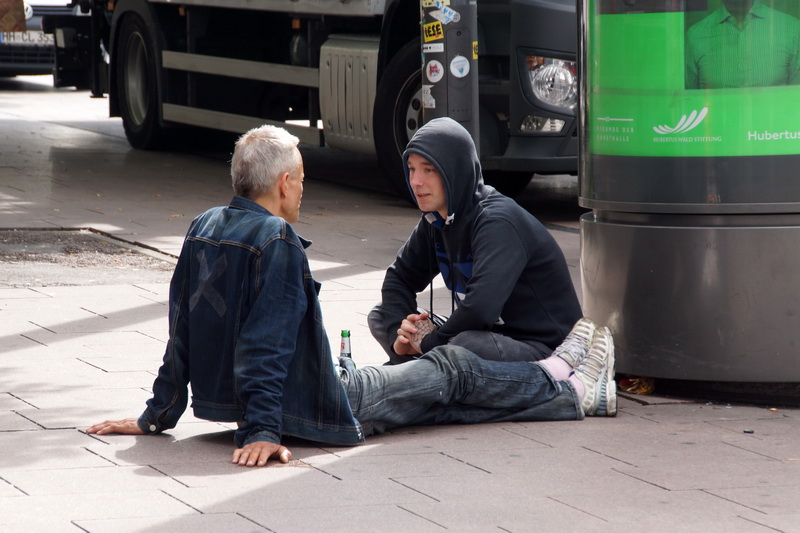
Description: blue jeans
341,345,583,437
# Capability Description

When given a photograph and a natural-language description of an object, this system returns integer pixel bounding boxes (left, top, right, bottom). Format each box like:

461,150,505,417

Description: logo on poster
653,107,708,135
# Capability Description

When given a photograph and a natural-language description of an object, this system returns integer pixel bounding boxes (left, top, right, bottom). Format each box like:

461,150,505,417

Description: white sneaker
573,327,616,416
552,317,596,368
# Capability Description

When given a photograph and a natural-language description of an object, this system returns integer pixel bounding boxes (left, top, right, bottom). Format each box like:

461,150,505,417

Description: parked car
0,1,75,77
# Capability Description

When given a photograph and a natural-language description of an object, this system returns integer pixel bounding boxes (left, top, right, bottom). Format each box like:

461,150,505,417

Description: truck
44,0,578,197
0,1,82,79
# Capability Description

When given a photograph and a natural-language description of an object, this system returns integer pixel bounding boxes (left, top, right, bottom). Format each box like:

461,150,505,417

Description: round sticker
426,60,445,83
450,55,470,78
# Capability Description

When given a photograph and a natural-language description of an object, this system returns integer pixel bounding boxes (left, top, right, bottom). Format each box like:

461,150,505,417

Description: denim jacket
138,196,364,447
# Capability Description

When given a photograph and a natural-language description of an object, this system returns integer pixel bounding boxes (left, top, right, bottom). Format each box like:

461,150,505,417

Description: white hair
230,125,301,198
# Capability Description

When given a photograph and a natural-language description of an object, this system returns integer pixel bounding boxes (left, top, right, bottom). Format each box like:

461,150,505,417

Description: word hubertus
748,130,800,141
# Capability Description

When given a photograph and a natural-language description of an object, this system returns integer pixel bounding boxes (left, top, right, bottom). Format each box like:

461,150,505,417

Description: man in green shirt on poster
685,0,800,89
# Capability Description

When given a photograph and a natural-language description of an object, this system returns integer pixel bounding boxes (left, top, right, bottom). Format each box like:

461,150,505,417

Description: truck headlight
526,56,577,110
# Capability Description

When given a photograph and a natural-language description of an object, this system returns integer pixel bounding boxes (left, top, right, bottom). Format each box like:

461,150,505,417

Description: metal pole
419,0,479,156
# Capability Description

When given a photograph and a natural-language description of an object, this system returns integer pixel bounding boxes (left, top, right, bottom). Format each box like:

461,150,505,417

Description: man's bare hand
86,418,145,436
232,441,292,467
392,312,436,355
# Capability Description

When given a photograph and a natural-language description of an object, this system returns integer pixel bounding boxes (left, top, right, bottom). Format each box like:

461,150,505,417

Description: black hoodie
380,117,582,354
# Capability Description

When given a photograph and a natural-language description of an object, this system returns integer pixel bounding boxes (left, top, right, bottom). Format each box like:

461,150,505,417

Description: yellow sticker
472,41,478,60
423,0,449,7
423,21,444,42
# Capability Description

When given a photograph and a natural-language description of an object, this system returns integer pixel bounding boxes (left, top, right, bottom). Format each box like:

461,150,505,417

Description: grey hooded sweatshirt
379,117,582,355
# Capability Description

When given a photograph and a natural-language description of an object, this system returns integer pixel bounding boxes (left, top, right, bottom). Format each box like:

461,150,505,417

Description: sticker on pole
423,85,436,109
449,55,470,78
432,1,461,23
429,8,461,25
423,43,444,54
426,60,445,83
423,21,444,42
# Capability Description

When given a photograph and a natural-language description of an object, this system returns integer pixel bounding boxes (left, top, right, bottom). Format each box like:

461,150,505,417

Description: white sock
538,355,573,381
568,373,586,399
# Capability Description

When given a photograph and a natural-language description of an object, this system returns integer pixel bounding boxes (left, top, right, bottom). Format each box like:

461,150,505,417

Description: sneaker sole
595,373,617,416
596,329,617,416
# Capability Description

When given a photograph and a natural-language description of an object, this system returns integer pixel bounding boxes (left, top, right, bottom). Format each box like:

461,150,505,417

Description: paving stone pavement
1,79,799,532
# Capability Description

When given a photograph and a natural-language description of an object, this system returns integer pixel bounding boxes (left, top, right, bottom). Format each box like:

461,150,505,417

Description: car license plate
0,31,55,46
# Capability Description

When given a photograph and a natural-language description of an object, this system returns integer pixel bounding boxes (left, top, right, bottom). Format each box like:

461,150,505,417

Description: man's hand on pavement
232,441,292,467
87,419,291,467
86,418,145,436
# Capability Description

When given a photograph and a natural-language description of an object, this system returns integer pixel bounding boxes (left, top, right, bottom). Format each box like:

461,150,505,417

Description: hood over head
403,117,488,225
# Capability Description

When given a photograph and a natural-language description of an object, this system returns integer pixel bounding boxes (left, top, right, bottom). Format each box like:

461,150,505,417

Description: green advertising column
579,0,800,381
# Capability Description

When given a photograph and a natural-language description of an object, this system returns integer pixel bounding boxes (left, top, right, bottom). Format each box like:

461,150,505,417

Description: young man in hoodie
369,117,583,365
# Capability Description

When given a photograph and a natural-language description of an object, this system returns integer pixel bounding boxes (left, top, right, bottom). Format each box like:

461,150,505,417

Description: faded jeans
341,344,583,437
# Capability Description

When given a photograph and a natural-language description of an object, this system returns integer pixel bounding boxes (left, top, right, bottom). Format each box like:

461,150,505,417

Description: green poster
587,0,800,157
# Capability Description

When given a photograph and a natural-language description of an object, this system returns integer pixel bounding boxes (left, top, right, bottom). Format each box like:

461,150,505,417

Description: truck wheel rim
403,86,422,144
123,32,149,127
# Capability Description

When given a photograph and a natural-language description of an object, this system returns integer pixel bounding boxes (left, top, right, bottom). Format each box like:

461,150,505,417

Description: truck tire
115,14,167,149
373,40,422,202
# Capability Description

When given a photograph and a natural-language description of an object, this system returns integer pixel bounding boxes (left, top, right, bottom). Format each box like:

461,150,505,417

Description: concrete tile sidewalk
2,89,800,532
